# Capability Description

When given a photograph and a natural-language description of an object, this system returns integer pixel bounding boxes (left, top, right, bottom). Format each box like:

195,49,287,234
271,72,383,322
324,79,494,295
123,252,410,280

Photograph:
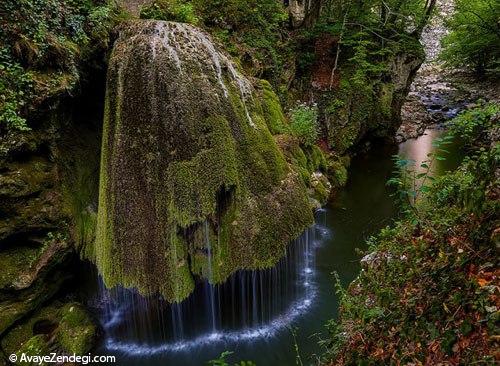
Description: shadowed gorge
93,20,313,302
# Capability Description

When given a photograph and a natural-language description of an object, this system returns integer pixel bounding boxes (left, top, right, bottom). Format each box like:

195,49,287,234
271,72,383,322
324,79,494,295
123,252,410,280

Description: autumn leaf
477,278,490,287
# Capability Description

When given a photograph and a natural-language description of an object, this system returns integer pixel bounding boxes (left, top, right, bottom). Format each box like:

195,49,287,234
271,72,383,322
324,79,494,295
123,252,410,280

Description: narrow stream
85,128,462,365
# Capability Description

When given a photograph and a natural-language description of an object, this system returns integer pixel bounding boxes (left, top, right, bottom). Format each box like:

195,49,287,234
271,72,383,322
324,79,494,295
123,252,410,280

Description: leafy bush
289,104,319,147
440,0,500,74
448,102,500,144
0,60,33,130
140,0,199,24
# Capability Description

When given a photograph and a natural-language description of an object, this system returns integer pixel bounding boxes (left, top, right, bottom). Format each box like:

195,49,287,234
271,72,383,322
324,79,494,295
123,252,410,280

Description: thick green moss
2,302,97,358
1,305,59,356
275,134,333,206
305,144,327,172
17,335,49,362
328,159,348,187
259,80,288,135
93,21,312,302
57,303,96,354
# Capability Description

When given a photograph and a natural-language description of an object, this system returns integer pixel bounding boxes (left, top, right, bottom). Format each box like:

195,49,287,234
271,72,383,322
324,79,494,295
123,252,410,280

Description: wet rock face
0,122,75,338
95,20,312,302
0,131,64,242
317,50,424,154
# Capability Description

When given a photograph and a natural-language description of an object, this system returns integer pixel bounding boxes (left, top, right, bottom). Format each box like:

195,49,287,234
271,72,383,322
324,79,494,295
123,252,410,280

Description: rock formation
93,20,313,302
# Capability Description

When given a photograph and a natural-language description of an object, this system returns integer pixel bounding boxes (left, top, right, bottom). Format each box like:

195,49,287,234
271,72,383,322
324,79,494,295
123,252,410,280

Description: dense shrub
440,0,500,74
289,104,319,147
140,0,199,24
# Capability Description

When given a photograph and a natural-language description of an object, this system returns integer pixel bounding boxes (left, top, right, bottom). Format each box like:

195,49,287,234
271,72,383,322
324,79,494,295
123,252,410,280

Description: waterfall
204,221,217,332
94,19,313,304
93,210,329,356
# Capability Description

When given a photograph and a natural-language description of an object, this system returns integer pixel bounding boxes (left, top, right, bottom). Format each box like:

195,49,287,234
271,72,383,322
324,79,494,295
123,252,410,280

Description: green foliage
342,31,393,86
448,102,500,144
0,59,32,130
0,0,120,131
388,103,499,219
208,351,256,366
140,0,199,24
387,133,454,217
289,104,319,147
301,0,429,76
440,0,500,74
204,0,289,83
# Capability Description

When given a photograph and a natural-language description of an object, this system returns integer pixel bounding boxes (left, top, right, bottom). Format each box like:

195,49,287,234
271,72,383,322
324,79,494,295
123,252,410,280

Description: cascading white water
92,210,330,356
204,221,217,332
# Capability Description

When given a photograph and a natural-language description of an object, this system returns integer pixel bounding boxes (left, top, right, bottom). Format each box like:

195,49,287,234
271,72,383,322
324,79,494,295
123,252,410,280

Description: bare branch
330,10,349,89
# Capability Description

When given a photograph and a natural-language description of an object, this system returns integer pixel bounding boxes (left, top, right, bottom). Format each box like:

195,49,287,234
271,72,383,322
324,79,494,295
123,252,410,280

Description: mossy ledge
92,20,313,303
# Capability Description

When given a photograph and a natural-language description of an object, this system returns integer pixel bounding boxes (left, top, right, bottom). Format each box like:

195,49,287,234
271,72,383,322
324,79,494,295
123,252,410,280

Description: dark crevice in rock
32,319,58,336
0,231,47,251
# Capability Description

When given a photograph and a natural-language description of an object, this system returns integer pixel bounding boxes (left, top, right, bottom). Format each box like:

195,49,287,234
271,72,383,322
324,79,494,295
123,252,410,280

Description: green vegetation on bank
0,0,122,131
441,0,500,75
322,103,499,364
289,104,319,147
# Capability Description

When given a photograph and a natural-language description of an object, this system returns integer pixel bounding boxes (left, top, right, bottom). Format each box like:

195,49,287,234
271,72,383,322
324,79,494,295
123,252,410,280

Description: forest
0,0,498,365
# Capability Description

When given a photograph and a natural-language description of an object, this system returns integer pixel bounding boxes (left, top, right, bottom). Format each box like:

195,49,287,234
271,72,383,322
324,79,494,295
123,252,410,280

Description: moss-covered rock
1,304,60,356
17,335,50,365
327,158,348,188
0,127,64,243
2,301,98,359
275,134,334,207
259,80,288,135
57,303,97,354
0,233,73,337
93,20,312,302
317,51,424,154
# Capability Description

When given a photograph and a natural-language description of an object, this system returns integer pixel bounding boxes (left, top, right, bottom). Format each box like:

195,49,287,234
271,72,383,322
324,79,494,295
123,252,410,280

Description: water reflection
399,127,464,177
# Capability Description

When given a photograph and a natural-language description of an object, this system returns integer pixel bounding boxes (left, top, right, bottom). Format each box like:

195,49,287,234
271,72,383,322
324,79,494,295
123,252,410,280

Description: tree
440,0,500,75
